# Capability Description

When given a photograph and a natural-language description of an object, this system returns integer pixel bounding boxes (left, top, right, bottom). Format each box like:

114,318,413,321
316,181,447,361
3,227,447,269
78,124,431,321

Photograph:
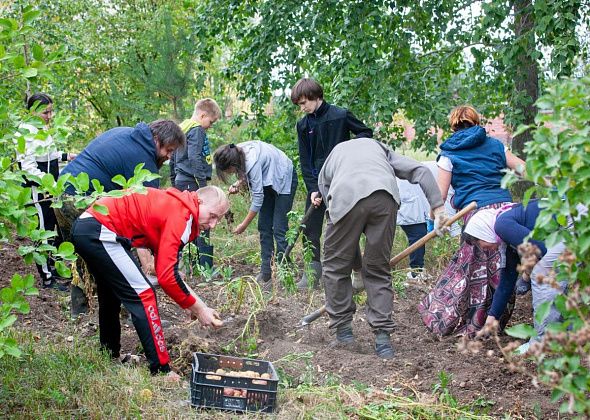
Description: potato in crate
190,352,279,413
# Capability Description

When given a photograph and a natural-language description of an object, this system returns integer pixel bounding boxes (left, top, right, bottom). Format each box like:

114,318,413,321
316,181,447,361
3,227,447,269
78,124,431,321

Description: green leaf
0,287,16,304
534,301,552,326
11,274,25,291
31,43,43,60
22,67,38,78
22,10,42,25
92,203,109,215
2,339,23,358
111,174,127,188
0,18,18,30
0,314,17,331
505,323,536,339
54,261,71,278
57,242,75,256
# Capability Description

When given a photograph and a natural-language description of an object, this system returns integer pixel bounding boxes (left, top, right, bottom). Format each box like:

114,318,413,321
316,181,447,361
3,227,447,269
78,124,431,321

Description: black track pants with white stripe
72,216,170,374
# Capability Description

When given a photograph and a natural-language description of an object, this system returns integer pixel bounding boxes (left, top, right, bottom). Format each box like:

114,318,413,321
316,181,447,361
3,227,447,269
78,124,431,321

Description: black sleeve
169,151,176,187
297,121,318,192
346,110,373,139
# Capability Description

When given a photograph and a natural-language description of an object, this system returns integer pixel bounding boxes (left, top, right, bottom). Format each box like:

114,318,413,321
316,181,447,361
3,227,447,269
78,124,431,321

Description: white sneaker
406,271,425,281
514,342,531,355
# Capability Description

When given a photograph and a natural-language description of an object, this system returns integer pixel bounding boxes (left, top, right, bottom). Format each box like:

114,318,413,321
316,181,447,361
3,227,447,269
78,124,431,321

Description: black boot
336,322,354,344
70,284,89,318
374,330,395,359
198,244,214,270
297,260,322,289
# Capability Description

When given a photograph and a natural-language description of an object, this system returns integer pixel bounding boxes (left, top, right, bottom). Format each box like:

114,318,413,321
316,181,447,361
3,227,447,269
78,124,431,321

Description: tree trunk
511,0,539,199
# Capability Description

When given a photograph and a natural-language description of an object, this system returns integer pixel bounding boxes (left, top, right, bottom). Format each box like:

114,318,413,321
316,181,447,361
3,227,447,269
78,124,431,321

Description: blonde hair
196,185,229,209
448,105,480,132
194,98,222,120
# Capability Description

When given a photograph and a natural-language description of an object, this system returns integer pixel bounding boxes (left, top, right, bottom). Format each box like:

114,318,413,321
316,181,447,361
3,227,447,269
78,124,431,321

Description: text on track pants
72,215,170,374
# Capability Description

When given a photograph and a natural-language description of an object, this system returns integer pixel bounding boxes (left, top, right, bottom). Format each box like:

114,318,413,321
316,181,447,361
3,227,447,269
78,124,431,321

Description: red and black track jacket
88,187,200,309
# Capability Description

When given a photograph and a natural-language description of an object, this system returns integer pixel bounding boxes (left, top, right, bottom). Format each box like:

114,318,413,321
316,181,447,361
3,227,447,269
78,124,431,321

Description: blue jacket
61,123,160,194
438,125,511,209
489,200,545,319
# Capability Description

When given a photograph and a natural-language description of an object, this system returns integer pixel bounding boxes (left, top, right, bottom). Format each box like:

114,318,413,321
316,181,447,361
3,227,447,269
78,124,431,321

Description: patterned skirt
417,202,515,337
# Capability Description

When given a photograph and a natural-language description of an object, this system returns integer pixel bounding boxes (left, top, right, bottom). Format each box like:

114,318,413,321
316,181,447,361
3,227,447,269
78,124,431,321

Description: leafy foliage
504,72,590,415
0,6,162,359
198,0,588,151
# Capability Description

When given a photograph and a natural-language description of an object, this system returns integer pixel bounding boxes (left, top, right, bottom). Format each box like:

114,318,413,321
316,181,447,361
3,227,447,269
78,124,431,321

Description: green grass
0,332,493,419
0,332,189,418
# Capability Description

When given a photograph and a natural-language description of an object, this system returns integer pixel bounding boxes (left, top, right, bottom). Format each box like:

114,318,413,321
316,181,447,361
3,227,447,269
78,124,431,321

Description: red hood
164,188,200,231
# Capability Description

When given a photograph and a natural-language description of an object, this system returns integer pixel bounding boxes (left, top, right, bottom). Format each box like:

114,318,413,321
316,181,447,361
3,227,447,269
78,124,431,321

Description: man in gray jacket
314,138,447,358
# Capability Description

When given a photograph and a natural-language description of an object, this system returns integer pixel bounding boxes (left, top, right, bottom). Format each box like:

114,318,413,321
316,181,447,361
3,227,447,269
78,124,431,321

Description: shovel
282,194,321,263
297,201,477,328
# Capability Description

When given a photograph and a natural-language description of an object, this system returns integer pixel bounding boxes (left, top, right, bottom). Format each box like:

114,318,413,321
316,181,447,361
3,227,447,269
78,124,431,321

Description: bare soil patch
1,243,556,417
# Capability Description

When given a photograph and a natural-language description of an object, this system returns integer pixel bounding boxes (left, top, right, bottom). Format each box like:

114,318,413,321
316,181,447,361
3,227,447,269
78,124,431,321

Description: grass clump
0,332,187,418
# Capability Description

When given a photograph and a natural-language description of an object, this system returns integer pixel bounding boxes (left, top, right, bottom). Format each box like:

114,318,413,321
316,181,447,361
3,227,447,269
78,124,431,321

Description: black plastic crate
190,352,279,413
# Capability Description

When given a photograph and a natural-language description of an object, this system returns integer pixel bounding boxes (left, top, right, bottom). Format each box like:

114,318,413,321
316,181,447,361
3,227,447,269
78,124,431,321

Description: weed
220,276,266,354
352,290,367,306
391,270,407,298
432,371,456,406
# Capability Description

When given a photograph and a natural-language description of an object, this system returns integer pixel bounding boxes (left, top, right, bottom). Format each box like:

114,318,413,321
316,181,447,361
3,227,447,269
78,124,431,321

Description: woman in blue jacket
418,105,525,337
214,142,298,290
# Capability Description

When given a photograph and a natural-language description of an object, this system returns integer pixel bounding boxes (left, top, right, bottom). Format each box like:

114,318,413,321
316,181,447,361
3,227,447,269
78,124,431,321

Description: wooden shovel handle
389,201,477,267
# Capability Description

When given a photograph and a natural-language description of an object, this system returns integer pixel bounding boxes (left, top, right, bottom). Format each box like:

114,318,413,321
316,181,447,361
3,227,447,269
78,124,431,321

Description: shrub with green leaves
504,72,590,415
0,6,160,360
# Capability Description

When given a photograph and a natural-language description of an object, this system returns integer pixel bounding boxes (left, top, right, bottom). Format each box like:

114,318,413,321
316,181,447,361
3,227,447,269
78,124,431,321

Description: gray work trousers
322,190,398,333
530,242,567,343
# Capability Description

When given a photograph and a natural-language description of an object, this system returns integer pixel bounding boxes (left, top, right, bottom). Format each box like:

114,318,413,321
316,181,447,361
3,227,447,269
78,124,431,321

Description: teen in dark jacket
291,78,372,288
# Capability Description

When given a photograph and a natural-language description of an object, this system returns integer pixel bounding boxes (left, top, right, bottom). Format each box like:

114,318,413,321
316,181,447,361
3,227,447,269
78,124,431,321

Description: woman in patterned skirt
417,105,525,337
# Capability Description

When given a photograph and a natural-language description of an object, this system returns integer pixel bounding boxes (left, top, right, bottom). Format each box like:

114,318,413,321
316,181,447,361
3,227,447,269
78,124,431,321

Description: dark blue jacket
61,123,160,195
489,200,545,318
296,101,372,192
438,125,512,209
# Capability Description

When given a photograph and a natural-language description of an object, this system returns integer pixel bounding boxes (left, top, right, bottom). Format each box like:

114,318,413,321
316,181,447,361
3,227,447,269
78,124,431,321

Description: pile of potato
204,368,272,399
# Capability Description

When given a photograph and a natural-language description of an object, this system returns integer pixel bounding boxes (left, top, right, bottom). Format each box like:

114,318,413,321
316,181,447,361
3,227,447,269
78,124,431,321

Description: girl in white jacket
17,93,74,289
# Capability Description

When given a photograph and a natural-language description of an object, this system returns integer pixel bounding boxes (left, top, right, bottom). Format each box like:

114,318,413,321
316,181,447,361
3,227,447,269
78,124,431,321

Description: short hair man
315,138,446,358
291,78,373,288
58,120,185,316
71,186,229,377
171,98,222,269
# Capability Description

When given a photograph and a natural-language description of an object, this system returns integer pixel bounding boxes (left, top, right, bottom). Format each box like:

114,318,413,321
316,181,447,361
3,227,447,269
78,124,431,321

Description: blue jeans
258,169,298,276
400,223,427,269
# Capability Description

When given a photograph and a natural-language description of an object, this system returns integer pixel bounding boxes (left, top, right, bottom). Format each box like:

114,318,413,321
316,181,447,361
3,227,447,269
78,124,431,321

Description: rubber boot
336,322,354,344
255,272,272,293
297,260,322,289
374,330,395,359
198,244,214,270
70,284,89,318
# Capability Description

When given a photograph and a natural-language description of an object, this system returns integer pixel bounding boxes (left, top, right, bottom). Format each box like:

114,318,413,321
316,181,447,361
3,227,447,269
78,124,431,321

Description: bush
505,72,590,415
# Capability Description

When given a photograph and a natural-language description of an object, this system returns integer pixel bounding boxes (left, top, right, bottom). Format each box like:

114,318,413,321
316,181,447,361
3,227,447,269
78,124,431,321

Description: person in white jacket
396,161,460,279
17,93,75,289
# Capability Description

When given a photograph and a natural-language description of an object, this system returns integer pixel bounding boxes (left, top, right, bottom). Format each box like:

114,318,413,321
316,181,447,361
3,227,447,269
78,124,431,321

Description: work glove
432,206,450,237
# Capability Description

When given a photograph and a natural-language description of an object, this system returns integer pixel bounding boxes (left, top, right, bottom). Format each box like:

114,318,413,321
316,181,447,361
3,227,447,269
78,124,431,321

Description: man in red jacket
71,186,229,375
